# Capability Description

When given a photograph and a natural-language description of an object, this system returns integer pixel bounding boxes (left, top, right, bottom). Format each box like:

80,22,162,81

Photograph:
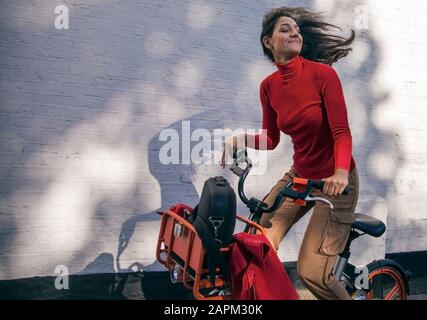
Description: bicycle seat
352,213,386,237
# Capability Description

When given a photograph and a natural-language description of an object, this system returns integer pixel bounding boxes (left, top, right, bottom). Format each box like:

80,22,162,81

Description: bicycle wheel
365,265,408,300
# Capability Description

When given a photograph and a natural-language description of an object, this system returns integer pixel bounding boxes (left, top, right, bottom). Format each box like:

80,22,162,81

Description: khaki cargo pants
259,166,359,300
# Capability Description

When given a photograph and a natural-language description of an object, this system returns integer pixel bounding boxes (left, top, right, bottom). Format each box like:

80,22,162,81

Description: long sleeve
240,55,355,179
246,80,281,150
319,67,352,172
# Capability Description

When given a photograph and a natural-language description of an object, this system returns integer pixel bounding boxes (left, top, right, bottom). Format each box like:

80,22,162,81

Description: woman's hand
220,134,246,168
321,168,349,196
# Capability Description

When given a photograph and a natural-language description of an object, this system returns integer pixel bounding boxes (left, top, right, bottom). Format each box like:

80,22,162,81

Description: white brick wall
0,0,426,280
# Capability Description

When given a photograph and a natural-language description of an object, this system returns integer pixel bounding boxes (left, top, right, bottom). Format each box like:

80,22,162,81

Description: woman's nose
290,28,299,37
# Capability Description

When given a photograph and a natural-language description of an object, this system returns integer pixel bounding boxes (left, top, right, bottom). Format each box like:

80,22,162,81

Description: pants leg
259,167,314,251
297,167,359,300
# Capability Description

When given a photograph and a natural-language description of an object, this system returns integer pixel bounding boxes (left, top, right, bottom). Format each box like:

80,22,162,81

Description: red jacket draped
229,232,298,300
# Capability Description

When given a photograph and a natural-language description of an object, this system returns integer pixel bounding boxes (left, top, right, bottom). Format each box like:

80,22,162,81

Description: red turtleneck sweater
247,55,356,180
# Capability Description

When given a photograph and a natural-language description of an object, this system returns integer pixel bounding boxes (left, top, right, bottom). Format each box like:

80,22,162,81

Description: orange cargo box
156,209,265,300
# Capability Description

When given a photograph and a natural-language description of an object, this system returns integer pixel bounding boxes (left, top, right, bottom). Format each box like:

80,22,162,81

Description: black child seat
187,176,237,286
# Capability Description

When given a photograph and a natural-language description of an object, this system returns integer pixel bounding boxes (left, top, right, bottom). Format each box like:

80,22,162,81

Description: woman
221,7,358,300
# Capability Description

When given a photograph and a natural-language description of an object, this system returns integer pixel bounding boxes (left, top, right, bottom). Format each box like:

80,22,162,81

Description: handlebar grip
311,180,349,195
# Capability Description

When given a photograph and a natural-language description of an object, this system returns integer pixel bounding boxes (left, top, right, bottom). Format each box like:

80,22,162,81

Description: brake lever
304,195,334,209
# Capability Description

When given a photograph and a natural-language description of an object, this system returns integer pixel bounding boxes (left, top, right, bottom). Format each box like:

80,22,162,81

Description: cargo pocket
316,211,355,256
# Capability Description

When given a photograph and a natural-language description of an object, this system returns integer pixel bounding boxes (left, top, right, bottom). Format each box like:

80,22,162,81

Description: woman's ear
263,36,271,49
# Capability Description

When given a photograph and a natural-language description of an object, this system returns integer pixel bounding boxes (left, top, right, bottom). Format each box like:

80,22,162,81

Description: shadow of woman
115,109,228,297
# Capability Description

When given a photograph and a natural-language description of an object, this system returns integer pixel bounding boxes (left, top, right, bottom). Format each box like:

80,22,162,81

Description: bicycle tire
365,261,408,300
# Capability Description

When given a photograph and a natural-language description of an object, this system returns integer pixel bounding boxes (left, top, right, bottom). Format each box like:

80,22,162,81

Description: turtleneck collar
275,55,303,84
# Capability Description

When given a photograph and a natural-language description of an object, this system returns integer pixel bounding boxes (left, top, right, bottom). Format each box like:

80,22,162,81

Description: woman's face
264,16,303,62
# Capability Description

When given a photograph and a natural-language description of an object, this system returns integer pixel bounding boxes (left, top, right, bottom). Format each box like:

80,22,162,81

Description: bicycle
230,149,411,300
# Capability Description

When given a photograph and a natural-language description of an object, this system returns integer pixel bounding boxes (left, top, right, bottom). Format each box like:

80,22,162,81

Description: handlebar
229,149,349,216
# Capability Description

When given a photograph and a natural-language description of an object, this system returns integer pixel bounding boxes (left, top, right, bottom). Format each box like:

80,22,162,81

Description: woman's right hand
220,134,246,168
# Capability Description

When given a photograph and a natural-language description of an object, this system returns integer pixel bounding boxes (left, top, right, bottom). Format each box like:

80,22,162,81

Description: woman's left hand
321,168,349,196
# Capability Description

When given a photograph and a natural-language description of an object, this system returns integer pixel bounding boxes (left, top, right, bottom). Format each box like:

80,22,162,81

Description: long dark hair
260,6,355,65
